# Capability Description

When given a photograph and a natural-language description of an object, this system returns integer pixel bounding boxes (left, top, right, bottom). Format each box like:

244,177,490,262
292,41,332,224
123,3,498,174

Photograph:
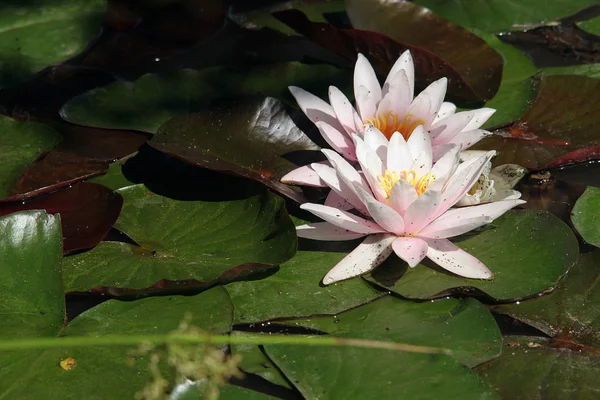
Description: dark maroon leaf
344,0,503,104
475,75,600,169
148,97,320,203
273,9,487,105
0,183,123,254
546,145,600,168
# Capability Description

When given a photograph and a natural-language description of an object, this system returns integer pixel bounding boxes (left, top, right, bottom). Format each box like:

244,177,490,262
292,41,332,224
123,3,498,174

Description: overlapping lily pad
0,116,62,199
265,344,499,399
345,0,503,103
571,186,600,247
0,0,104,86
412,0,599,33
149,97,320,203
279,296,502,367
62,183,296,291
477,75,600,169
579,16,600,35
366,210,578,301
60,63,351,133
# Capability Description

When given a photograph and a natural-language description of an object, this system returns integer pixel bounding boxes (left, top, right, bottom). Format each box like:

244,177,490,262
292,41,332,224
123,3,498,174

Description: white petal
389,179,418,216
322,149,371,214
490,164,528,191
315,121,357,161
384,50,414,100
449,129,489,150
281,164,327,187
353,184,405,235
300,203,385,234
431,111,476,144
387,131,413,172
464,108,495,131
312,162,366,212
355,85,377,122
289,86,344,132
403,190,443,234
329,86,360,136
379,69,411,119
410,78,447,128
424,238,493,279
354,135,387,201
296,222,366,241
392,237,428,267
354,53,382,119
419,199,525,239
433,102,456,124
364,124,390,163
325,190,353,210
322,234,396,285
408,125,433,175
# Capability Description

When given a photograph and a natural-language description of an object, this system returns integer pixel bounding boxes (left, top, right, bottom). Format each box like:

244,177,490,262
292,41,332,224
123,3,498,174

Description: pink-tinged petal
407,125,433,175
354,135,387,201
325,190,353,210
464,108,495,131
322,149,371,214
354,54,382,115
430,145,461,184
389,179,418,216
458,150,491,164
281,164,327,187
384,50,414,100
363,125,389,163
434,151,495,218
353,184,405,235
403,190,443,233
289,86,344,132
355,85,377,122
424,238,493,279
315,121,357,161
449,129,489,150
392,237,428,267
387,131,413,172
431,111,475,144
312,162,366,212
300,203,385,234
296,222,366,241
379,69,411,119
329,86,360,136
410,78,447,128
420,199,525,239
322,233,396,285
433,102,456,124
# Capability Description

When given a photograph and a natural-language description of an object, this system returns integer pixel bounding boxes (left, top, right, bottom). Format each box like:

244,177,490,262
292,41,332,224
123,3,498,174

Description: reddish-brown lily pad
344,0,503,104
0,182,122,254
476,74,600,169
148,96,320,203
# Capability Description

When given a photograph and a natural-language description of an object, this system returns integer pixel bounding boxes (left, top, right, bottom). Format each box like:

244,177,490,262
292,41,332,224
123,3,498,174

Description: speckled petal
392,236,428,267
280,164,327,187
425,238,493,279
300,203,385,234
296,222,366,241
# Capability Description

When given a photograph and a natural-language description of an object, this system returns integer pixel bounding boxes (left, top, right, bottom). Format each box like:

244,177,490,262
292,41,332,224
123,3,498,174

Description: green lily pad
345,0,503,104
571,186,600,247
493,251,600,346
60,63,351,133
542,63,600,79
62,183,296,291
579,16,600,36
0,286,234,399
226,249,385,323
412,0,598,33
0,116,62,199
173,382,278,400
229,332,293,390
475,336,600,400
0,0,104,87
477,32,539,128
265,344,499,399
86,154,136,191
366,210,578,301
0,211,63,339
279,296,501,367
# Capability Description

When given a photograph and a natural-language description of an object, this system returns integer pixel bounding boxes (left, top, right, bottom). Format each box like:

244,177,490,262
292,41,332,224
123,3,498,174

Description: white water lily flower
455,151,528,206
281,50,495,188
297,125,525,285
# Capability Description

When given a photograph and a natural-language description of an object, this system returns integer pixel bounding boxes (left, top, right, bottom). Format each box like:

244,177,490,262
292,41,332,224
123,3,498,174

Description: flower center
364,111,425,140
378,169,436,198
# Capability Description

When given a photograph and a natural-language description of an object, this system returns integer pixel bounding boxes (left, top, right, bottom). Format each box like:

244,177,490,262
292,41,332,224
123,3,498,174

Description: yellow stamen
378,169,436,198
364,111,425,140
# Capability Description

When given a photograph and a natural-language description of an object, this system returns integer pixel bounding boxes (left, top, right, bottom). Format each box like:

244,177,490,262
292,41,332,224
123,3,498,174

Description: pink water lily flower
282,50,495,188
296,125,525,285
